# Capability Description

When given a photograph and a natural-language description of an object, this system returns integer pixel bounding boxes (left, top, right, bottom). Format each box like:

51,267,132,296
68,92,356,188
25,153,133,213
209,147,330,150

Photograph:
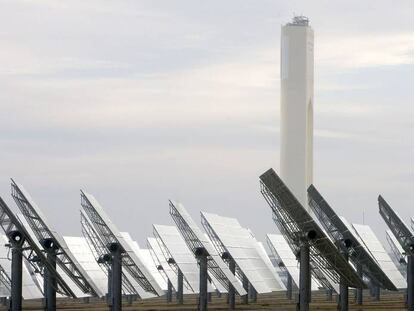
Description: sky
0,0,413,250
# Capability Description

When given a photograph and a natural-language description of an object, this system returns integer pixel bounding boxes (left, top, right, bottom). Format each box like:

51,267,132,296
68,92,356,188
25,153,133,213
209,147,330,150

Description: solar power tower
259,169,365,311
201,211,283,308
169,201,246,311
378,196,414,311
147,237,180,302
153,224,201,304
307,185,397,309
0,197,75,311
80,191,164,310
80,210,139,298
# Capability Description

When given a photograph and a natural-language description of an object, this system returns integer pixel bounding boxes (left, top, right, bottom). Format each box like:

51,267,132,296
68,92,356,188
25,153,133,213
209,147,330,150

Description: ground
0,290,407,310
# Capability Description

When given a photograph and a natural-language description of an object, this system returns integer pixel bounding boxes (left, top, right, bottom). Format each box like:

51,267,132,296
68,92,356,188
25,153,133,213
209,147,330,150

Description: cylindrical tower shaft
280,16,314,209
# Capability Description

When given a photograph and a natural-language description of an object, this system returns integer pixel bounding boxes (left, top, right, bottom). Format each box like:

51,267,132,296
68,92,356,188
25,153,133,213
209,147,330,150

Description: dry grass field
0,290,407,311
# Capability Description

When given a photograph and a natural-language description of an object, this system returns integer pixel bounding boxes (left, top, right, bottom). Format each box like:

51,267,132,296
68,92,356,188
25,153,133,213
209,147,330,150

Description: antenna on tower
289,15,309,26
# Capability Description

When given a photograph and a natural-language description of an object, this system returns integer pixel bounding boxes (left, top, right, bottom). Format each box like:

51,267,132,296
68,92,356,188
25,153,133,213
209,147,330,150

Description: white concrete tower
280,16,314,209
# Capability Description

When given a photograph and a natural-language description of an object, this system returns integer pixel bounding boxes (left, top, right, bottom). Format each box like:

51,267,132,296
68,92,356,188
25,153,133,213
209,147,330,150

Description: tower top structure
288,16,310,27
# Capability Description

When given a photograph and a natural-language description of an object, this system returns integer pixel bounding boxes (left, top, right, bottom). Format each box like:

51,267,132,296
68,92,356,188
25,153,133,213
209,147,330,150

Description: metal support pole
307,263,312,303
338,249,349,311
326,288,333,301
369,283,375,297
43,272,48,309
9,231,24,311
177,269,184,304
126,295,132,305
408,255,414,311
106,266,113,307
99,255,112,308
11,246,23,311
196,247,208,311
41,238,58,311
299,243,310,311
241,276,248,304
249,283,257,303
356,263,363,306
228,257,235,310
109,243,123,311
167,279,172,303
286,273,292,300
339,277,348,311
374,286,380,301
46,250,57,311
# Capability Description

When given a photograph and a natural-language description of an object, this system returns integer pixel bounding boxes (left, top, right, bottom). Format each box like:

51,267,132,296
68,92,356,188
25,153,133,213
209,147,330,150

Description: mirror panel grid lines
80,190,164,296
201,211,283,293
259,168,365,289
169,200,246,295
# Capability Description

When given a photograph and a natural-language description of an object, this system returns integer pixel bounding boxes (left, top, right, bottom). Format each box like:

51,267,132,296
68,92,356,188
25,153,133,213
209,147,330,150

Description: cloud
314,129,353,140
0,46,126,75
0,44,280,132
318,33,414,70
